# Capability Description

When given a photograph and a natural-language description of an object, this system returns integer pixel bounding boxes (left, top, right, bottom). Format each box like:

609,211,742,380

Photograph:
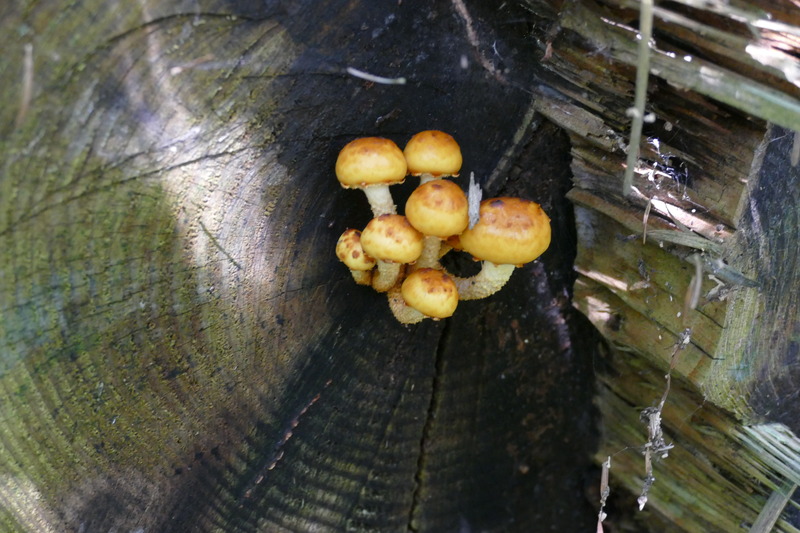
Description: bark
0,1,598,531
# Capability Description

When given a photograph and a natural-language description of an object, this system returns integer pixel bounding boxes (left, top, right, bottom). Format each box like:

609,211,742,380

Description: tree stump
4,0,800,531
0,1,599,531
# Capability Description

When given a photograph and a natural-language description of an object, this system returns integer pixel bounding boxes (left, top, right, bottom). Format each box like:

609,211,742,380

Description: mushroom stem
362,186,397,217
418,173,438,185
371,261,403,292
450,262,516,300
387,286,425,324
349,269,372,286
413,236,443,270
409,238,453,274
439,241,454,259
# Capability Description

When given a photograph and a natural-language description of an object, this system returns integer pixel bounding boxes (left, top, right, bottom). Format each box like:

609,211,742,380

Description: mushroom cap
335,137,407,188
403,130,463,177
335,229,376,271
458,197,551,266
360,214,424,264
401,268,459,319
405,180,469,238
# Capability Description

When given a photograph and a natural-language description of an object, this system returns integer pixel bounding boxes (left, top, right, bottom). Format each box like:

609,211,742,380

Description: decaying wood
2,0,800,530
522,0,800,530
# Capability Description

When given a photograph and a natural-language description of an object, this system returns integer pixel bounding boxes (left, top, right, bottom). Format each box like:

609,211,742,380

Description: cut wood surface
0,1,599,531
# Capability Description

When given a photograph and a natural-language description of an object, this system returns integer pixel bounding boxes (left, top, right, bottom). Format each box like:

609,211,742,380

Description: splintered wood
528,0,800,530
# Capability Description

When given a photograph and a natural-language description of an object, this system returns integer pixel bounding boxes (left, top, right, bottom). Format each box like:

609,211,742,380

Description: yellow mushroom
335,228,376,286
453,197,551,300
404,179,469,269
388,268,459,324
403,130,462,184
360,214,424,292
335,137,407,216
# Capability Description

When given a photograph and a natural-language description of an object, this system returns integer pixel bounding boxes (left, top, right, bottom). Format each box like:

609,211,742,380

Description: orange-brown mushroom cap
335,137,407,188
405,180,469,238
401,268,459,319
458,197,551,266
360,214,424,264
335,229,376,271
403,130,462,178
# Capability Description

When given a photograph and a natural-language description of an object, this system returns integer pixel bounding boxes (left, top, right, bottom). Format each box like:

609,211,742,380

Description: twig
467,172,482,229
169,54,215,76
622,0,654,197
642,197,652,244
345,67,406,85
238,380,332,503
451,0,507,84
684,254,704,318
637,328,686,511
596,456,611,532
14,43,34,129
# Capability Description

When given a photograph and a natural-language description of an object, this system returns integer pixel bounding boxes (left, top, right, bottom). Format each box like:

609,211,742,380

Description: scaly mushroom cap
335,137,407,188
335,229,376,271
403,130,462,177
360,214,424,264
405,180,469,238
458,197,551,266
401,268,459,319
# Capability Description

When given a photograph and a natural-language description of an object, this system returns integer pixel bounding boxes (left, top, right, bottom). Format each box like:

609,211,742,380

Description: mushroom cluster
334,130,551,324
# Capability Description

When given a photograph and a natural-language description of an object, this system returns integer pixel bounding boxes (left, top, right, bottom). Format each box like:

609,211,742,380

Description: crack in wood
198,219,243,271
406,320,452,532
237,379,332,507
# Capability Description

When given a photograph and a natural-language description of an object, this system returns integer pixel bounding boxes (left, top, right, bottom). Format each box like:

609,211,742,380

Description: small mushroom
360,214,424,292
388,268,459,324
404,179,469,269
336,137,407,216
335,228,376,286
403,130,463,184
452,197,551,300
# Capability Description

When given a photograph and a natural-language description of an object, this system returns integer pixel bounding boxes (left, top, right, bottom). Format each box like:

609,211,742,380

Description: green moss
0,10,305,526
